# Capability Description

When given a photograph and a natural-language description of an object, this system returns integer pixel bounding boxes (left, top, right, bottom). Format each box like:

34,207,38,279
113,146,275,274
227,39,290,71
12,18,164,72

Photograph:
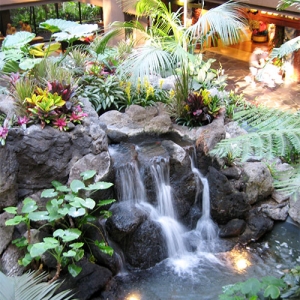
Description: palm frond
118,44,173,80
0,270,74,300
277,0,300,10
269,36,300,59
185,1,248,46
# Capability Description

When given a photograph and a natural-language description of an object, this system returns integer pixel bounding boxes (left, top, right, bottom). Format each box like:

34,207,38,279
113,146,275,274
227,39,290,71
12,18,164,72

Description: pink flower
17,116,30,126
52,116,68,131
69,106,88,123
193,109,202,116
0,126,8,138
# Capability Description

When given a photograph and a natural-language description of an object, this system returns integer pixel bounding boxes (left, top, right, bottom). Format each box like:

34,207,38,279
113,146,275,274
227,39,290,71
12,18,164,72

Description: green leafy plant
219,276,287,300
118,77,170,110
78,74,125,113
219,266,300,300
0,270,74,300
4,170,115,282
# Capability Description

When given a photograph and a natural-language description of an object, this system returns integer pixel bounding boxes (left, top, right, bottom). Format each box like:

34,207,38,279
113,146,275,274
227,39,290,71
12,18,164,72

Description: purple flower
17,116,30,126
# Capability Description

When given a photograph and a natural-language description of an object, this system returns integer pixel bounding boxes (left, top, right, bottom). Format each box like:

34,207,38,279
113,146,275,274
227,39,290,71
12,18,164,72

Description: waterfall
116,156,187,258
150,157,187,257
116,161,146,203
150,157,175,218
190,149,219,250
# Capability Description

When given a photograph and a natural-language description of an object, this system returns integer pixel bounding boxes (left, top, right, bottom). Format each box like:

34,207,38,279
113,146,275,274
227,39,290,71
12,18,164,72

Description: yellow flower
125,81,131,100
159,79,164,89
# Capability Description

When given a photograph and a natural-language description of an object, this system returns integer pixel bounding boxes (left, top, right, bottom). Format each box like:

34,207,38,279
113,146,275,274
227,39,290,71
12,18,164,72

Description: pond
107,220,300,300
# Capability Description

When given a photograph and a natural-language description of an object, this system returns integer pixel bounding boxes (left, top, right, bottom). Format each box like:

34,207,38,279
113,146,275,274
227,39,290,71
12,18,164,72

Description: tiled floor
203,43,300,112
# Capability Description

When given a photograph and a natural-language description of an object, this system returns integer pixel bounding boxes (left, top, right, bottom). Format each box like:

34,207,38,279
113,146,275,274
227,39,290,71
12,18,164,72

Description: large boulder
57,258,112,300
207,166,250,224
242,162,274,205
289,192,300,224
106,201,168,269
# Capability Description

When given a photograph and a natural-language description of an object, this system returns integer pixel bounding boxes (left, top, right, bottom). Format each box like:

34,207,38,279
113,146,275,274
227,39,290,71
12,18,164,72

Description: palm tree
98,0,248,80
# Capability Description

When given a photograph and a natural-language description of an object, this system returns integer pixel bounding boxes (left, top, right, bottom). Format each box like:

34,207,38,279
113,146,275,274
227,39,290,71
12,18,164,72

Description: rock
144,114,172,133
0,212,14,255
259,201,289,221
220,166,242,180
289,192,300,224
0,146,18,211
225,121,248,138
82,221,122,275
68,152,113,186
272,190,291,203
57,258,112,300
0,244,24,276
106,202,167,269
106,202,147,242
121,219,167,269
161,75,176,90
207,167,250,224
242,162,274,205
219,219,247,238
239,209,274,244
195,110,226,155
0,95,15,120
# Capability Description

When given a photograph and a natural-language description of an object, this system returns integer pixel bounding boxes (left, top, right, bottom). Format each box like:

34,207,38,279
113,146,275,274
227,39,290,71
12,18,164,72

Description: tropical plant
219,276,287,300
266,0,300,66
118,77,170,110
0,270,74,300
210,105,300,195
219,266,300,299
78,74,125,113
210,106,300,162
277,0,300,11
176,89,224,127
4,170,115,282
98,0,248,81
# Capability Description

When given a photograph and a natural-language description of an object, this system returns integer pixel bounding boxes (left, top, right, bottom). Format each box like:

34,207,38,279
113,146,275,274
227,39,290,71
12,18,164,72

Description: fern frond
233,106,300,131
210,129,300,162
273,164,300,194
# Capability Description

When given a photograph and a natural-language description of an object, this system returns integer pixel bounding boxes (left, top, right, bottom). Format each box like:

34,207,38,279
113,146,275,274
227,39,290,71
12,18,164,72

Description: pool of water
105,220,300,300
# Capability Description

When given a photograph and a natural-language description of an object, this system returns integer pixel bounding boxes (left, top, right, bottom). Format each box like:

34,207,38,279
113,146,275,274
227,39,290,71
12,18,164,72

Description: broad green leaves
4,170,115,280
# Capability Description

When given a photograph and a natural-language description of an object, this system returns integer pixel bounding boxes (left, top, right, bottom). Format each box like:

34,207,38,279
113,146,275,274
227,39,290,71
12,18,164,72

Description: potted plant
249,20,268,42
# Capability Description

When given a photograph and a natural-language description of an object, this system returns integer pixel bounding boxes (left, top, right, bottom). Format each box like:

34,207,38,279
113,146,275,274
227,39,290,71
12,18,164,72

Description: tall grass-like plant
12,76,35,116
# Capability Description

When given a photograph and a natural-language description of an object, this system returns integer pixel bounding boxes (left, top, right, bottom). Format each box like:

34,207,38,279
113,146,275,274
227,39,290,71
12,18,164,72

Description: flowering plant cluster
23,83,87,131
176,89,223,128
119,77,169,110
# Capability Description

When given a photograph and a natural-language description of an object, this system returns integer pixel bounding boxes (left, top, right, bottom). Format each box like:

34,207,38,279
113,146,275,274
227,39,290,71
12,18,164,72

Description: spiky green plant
0,270,74,300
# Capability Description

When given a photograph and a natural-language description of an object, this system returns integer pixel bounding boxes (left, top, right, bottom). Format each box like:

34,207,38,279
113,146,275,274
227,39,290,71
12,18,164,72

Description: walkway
203,45,300,112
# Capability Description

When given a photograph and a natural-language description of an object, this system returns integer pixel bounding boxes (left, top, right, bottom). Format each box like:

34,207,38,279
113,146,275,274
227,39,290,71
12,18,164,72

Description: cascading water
150,157,187,258
116,161,146,203
190,149,219,252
